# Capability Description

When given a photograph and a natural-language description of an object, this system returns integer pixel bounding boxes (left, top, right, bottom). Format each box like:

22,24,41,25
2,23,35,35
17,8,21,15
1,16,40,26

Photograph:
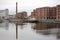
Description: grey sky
0,0,60,16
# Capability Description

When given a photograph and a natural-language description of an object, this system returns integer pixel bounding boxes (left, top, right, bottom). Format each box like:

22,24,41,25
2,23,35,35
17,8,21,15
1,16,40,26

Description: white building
0,9,9,19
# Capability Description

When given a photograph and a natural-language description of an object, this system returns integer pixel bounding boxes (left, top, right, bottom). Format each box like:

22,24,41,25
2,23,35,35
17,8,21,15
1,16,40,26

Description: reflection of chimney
16,23,18,39
16,2,18,18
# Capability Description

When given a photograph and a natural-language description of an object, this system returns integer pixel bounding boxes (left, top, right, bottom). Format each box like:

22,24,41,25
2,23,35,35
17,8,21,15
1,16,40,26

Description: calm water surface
0,22,60,40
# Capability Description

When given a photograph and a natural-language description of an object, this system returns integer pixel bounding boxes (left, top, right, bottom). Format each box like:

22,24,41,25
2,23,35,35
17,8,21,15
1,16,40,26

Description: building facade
31,5,60,21
48,7,56,19
56,5,60,20
17,11,27,19
0,9,9,19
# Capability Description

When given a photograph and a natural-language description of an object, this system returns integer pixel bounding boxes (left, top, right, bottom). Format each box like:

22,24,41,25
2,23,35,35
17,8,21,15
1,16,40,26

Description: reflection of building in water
33,23,60,35
16,23,25,29
0,22,9,30
57,32,60,39
33,23,60,30
0,9,9,19
33,23,48,30
33,23,50,35
20,25,24,29
5,22,9,30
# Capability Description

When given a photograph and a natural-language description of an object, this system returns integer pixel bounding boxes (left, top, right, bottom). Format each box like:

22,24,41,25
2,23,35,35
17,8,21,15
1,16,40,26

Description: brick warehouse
31,5,60,20
56,5,60,20
17,11,27,19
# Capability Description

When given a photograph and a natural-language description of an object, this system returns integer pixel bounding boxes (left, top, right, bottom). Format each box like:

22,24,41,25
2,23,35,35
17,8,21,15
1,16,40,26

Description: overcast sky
0,0,60,16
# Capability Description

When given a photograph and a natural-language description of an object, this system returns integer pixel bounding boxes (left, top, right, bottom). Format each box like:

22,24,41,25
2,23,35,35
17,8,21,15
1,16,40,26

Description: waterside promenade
6,18,60,23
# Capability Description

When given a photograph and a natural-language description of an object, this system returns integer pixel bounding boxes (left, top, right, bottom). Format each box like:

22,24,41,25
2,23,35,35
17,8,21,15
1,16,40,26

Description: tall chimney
16,2,18,17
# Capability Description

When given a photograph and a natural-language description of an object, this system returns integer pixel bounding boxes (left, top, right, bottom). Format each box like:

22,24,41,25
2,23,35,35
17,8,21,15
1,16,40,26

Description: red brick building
31,7,50,20
49,7,56,19
17,11,27,19
56,5,60,20
31,5,60,20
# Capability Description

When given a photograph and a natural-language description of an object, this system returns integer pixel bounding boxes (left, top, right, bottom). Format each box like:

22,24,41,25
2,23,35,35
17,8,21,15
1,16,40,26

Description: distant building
0,9,9,19
17,11,27,19
8,15,16,19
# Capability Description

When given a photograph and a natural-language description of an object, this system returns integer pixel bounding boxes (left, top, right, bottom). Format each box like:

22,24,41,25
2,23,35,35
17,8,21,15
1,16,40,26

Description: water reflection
15,23,26,29
0,21,60,40
18,23,26,29
15,22,26,40
32,23,60,39
0,21,9,30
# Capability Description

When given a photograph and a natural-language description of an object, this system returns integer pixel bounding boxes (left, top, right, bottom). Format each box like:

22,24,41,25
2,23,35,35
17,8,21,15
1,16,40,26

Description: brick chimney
16,2,18,18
